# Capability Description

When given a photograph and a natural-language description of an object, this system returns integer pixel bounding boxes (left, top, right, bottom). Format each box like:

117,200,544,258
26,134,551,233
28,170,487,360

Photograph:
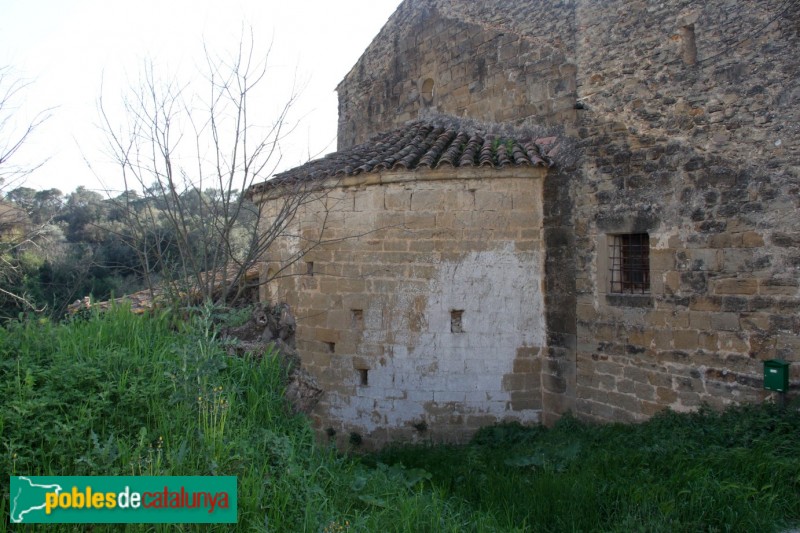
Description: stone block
644,310,669,327
690,296,721,312
717,331,749,353
759,278,798,296
374,211,406,229
708,233,740,248
308,352,332,369
541,371,568,393
776,335,800,359
382,240,409,252
444,373,475,391
616,378,635,394
689,311,711,329
319,277,367,295
722,249,757,273
301,311,330,328
406,239,436,253
713,278,758,295
404,213,437,230
673,329,699,350
741,231,764,247
672,311,691,328
514,239,540,252
509,391,541,411
641,401,667,416
503,373,539,392
433,391,466,403
354,188,385,212
606,391,642,414
622,366,649,383
650,249,676,271
326,310,354,330
699,332,718,351
634,381,656,401
710,312,740,331
596,373,615,390
583,399,614,421
314,328,341,343
512,357,539,373
646,371,672,388
384,188,412,210
627,328,654,347
577,303,598,322
655,387,678,404
653,329,673,350
665,271,681,292
475,190,512,211
687,248,722,271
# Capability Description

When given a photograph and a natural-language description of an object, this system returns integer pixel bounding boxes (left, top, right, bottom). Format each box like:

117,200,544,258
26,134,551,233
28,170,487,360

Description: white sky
0,0,402,196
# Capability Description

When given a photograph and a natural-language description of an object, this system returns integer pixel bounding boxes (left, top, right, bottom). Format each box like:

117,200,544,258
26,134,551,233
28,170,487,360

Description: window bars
609,233,650,293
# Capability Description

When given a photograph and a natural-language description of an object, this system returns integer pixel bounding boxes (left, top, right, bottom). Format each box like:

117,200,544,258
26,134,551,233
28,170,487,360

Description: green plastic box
763,359,790,392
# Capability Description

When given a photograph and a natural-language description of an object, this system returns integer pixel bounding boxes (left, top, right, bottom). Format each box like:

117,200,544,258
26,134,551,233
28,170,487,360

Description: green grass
374,406,800,532
0,306,504,532
1,307,798,532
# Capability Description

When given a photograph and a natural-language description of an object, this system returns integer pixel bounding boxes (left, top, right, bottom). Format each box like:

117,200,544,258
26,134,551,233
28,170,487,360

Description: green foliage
375,407,800,532
2,309,798,532
210,304,256,329
0,308,506,532
0,181,258,318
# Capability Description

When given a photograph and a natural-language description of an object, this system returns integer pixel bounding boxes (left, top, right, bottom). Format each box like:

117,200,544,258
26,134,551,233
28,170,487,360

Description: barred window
609,233,650,294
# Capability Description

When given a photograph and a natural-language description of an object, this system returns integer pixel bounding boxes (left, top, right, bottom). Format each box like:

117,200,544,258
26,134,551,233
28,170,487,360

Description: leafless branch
96,30,328,306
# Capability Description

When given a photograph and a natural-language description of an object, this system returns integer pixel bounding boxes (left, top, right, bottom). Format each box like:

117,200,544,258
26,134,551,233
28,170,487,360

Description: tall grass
375,405,800,532
0,307,503,532
1,307,798,531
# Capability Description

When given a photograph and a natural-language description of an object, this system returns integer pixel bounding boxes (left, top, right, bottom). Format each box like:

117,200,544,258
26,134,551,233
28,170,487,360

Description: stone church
248,0,800,447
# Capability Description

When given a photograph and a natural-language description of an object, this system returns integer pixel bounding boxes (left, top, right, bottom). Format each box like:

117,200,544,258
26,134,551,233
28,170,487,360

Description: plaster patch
330,242,545,433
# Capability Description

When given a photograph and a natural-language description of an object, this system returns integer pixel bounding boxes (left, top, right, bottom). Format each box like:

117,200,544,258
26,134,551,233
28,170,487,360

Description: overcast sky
0,0,401,195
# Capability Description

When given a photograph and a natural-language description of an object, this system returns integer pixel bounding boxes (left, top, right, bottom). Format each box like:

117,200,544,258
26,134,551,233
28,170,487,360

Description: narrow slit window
351,309,364,329
609,234,650,294
681,24,697,65
306,261,314,276
358,368,369,386
450,310,464,333
324,341,335,354
421,78,435,103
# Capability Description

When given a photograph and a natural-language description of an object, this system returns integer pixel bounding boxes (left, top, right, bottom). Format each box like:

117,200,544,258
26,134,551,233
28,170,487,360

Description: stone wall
336,0,578,150
333,0,800,426
569,0,800,421
259,168,548,447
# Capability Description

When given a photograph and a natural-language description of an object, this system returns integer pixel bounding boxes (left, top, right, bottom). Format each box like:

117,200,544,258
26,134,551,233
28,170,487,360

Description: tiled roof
248,121,555,195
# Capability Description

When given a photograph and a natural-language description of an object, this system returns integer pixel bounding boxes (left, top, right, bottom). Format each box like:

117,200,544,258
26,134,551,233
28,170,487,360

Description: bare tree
0,67,50,190
0,67,52,313
99,32,334,306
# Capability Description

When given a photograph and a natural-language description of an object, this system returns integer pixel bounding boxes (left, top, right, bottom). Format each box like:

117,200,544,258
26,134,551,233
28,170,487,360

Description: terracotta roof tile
248,121,554,196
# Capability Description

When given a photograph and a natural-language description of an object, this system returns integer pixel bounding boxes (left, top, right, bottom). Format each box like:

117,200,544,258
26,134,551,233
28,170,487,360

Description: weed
198,385,231,457
0,307,505,532
2,307,798,532
375,404,800,532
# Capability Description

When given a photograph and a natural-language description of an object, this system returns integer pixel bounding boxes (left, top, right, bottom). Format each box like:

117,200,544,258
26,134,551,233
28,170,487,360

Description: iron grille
609,233,650,294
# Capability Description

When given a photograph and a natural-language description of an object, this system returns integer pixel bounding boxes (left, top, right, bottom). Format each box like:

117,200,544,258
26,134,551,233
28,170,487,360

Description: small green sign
9,476,237,524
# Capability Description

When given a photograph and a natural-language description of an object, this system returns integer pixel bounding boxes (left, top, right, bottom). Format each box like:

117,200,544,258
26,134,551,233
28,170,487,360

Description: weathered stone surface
255,0,800,444
218,303,323,415
261,167,547,447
